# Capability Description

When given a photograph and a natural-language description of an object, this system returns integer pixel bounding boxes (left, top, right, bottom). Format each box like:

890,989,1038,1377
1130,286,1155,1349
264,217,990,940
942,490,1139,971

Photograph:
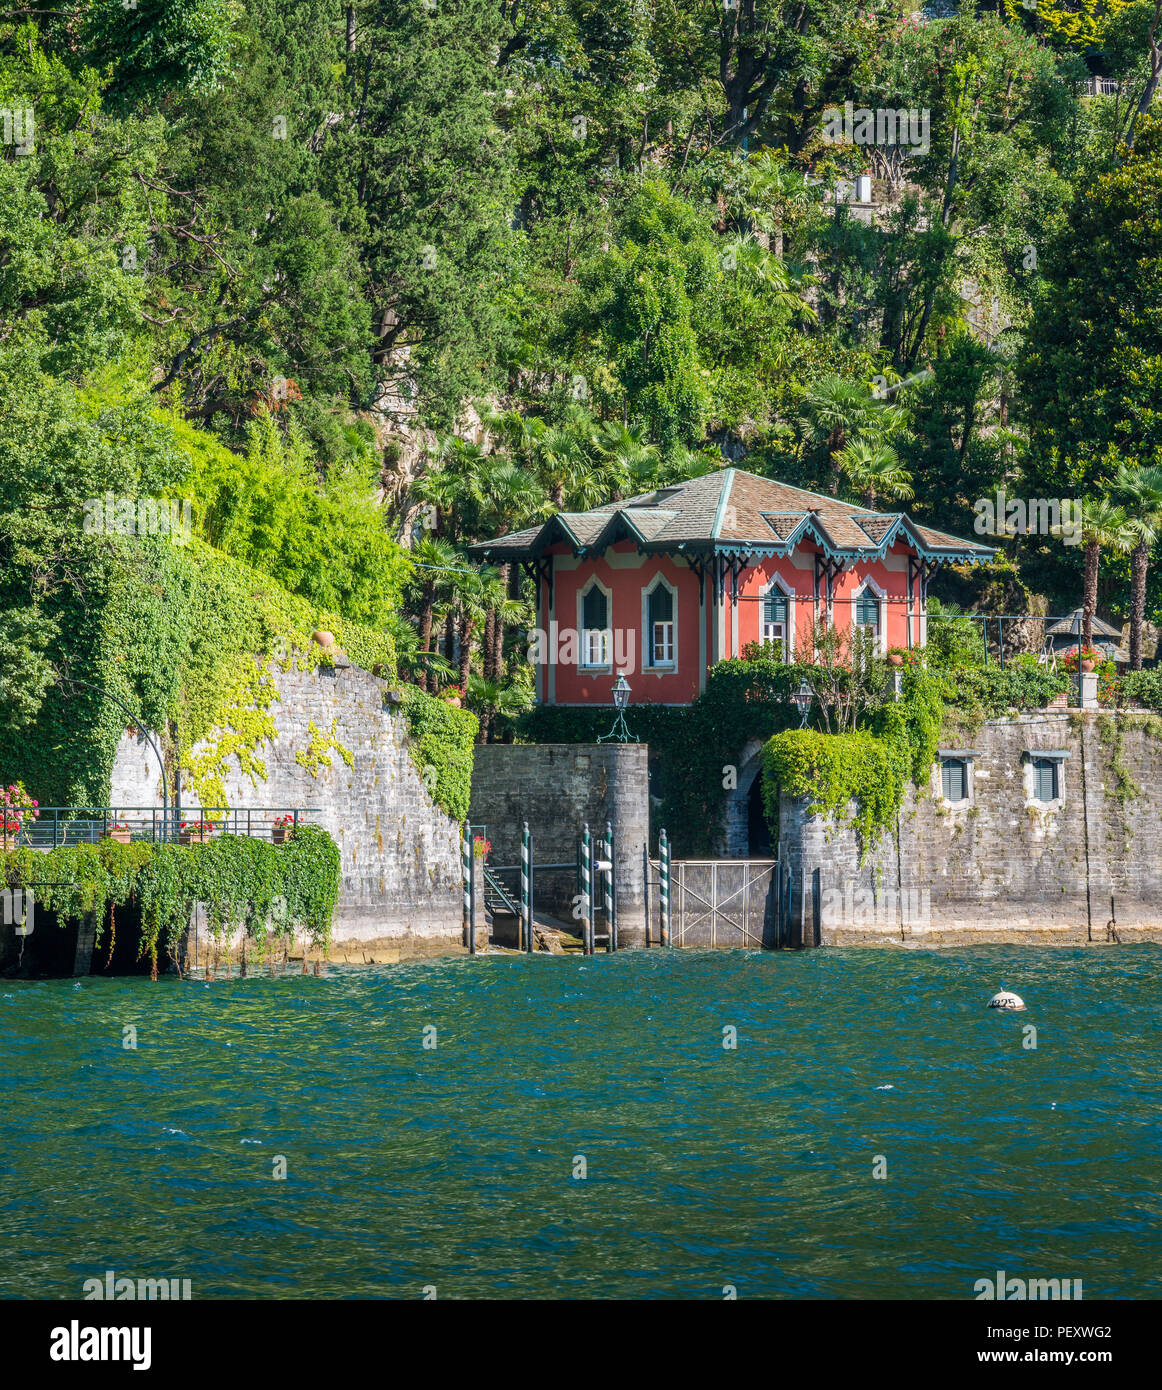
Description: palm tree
467,673,536,744
1113,461,1162,669
592,420,661,499
721,234,817,324
410,537,461,691
1074,497,1134,650
836,439,915,510
477,456,548,681
537,410,597,508
797,376,880,494
730,148,813,258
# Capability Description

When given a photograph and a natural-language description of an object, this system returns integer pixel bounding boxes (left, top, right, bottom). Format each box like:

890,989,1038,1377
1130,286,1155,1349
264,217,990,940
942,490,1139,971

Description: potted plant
1062,644,1101,675
178,819,216,845
444,684,465,708
272,814,296,844
105,821,133,845
886,646,908,667
1,782,39,849
473,835,491,860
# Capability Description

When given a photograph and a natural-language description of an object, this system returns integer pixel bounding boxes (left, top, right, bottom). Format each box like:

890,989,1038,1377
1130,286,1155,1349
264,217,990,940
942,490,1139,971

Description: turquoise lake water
2,947,1160,1300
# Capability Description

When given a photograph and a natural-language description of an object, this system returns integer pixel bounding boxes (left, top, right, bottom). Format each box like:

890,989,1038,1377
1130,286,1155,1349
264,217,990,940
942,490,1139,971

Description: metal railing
3,806,318,851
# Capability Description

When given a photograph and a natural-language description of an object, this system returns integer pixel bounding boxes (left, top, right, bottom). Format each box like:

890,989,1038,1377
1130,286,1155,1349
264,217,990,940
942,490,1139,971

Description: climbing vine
1096,714,1141,803
295,718,355,778
763,665,951,859
0,534,396,809
401,686,478,822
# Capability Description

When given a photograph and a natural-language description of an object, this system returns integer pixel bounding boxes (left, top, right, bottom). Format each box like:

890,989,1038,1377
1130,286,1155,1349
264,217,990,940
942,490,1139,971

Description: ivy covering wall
517,654,1074,857
0,533,396,808
3,825,341,970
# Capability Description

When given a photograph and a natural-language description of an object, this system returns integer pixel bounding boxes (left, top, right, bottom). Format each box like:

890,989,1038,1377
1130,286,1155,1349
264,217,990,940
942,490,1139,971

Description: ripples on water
2,947,1161,1299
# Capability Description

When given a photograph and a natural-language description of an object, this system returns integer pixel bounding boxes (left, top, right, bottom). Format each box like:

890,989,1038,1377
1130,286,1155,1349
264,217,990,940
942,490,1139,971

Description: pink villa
472,468,993,706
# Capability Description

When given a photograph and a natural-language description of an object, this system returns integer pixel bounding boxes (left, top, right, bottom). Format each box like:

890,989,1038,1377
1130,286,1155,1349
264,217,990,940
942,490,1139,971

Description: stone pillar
1079,672,1099,711
73,910,97,976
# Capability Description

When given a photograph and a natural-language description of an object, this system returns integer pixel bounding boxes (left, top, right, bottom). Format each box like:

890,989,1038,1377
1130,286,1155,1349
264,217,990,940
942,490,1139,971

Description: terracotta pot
107,829,132,844
888,653,904,667
178,830,213,845
272,826,293,844
445,695,462,707
1080,659,1095,673
312,630,336,649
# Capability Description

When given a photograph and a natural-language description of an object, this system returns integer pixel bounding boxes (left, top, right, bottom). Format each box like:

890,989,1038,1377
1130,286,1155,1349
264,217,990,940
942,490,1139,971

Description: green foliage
941,663,1070,730
400,687,479,823
1020,115,1162,493
295,719,355,778
173,410,411,633
3,823,341,966
924,598,988,669
763,727,904,857
1120,668,1162,713
0,531,395,809
763,662,946,858
1096,714,1141,803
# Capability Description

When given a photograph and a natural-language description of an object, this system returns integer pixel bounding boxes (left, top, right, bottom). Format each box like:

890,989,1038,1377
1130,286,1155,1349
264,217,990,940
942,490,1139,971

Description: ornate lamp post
793,677,812,729
598,673,639,743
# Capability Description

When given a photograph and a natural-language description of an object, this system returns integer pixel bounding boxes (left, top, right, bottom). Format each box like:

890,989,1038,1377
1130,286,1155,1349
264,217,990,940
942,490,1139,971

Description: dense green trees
4,0,1162,760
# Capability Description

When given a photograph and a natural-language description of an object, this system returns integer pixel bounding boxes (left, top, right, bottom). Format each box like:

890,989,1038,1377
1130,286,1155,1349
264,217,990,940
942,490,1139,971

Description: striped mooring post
659,828,671,947
581,822,593,956
520,821,531,953
603,818,616,952
462,821,475,956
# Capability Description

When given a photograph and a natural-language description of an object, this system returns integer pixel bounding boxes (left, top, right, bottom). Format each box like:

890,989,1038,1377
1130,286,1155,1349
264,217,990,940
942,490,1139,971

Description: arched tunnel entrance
747,771,773,858
721,739,775,859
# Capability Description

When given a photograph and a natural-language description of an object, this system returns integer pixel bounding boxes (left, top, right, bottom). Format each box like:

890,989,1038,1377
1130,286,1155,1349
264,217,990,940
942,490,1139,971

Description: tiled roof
1045,609,1123,638
469,467,993,565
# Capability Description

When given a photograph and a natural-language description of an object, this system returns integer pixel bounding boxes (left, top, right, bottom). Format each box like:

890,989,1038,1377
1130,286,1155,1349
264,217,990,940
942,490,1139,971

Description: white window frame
578,577,613,671
852,577,888,656
1024,750,1068,808
642,574,678,671
760,575,795,663
935,749,979,808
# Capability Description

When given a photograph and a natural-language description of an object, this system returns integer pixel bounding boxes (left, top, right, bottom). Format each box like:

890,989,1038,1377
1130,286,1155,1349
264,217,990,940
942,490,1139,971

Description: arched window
643,576,677,668
761,577,794,661
579,581,611,668
853,580,886,655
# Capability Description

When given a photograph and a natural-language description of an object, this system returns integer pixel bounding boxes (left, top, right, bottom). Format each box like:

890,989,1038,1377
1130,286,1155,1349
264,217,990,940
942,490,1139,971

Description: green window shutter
582,587,607,630
856,595,879,627
764,593,788,625
1033,758,1058,802
942,759,966,802
649,585,673,625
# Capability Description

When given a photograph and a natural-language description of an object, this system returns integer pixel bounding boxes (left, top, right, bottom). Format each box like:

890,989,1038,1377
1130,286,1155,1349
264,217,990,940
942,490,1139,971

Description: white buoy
988,990,1025,1010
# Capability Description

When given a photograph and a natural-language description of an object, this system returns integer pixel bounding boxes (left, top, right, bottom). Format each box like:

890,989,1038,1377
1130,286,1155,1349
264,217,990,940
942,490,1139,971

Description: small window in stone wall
1032,756,1059,803
941,757,967,803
